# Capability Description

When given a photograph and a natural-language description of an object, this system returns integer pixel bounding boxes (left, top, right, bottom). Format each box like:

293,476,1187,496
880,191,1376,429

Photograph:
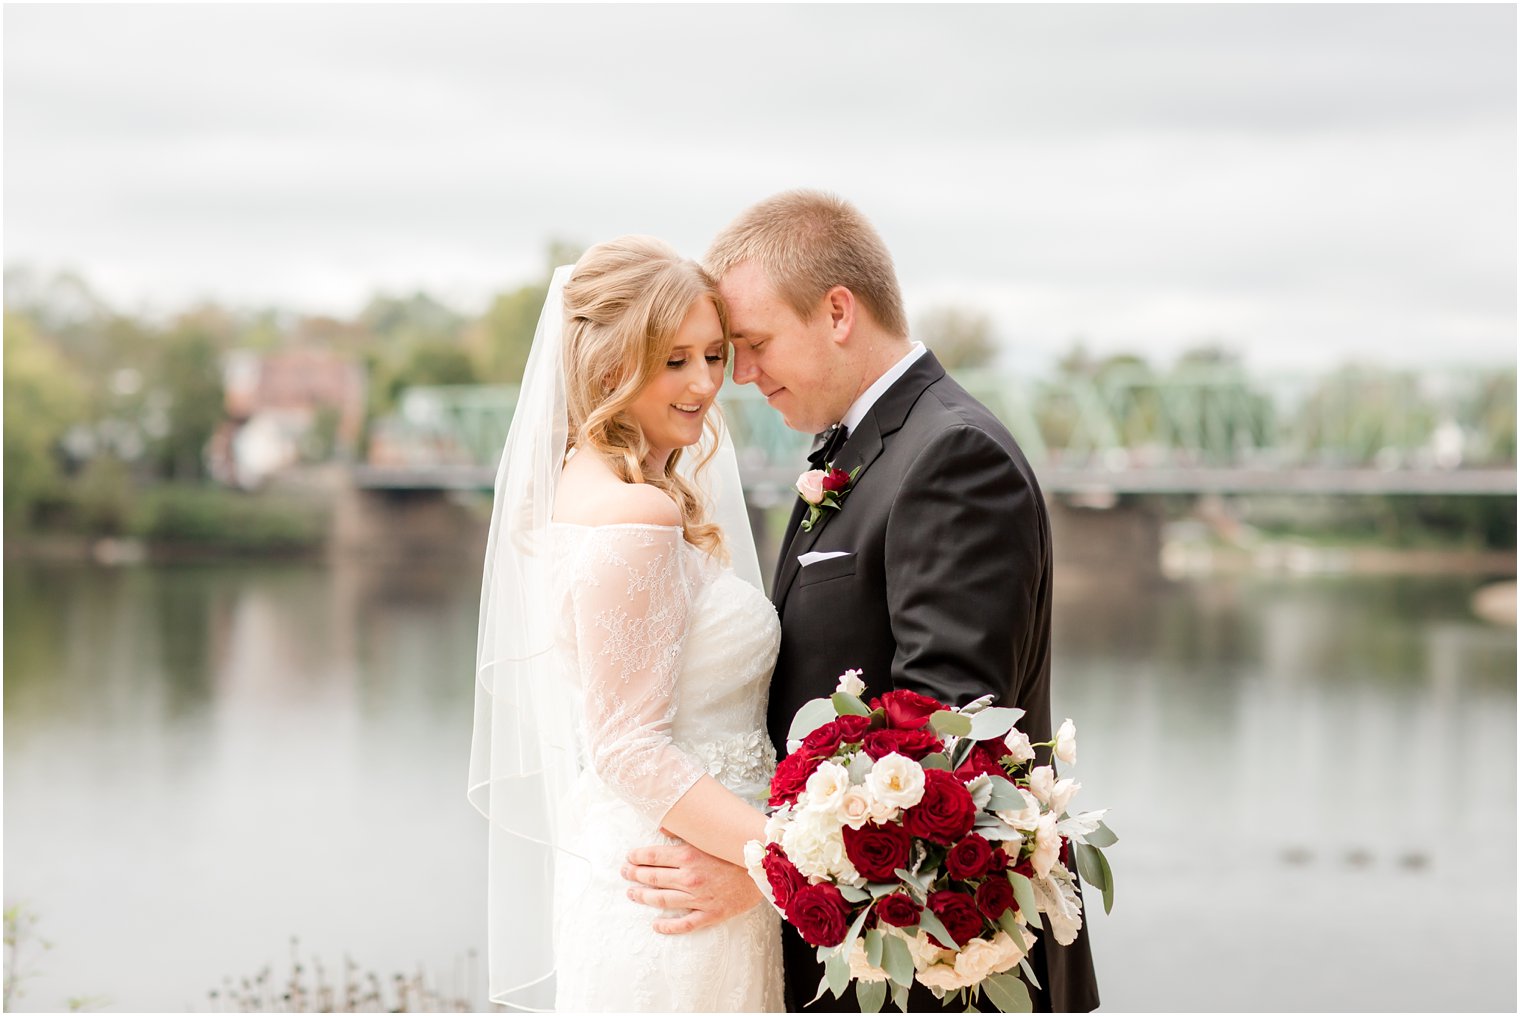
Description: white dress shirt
840,342,928,433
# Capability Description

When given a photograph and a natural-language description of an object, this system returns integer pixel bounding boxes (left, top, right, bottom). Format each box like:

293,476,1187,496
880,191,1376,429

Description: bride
468,237,783,1011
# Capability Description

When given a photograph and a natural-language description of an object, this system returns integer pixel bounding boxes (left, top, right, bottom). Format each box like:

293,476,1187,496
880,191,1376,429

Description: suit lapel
772,352,947,616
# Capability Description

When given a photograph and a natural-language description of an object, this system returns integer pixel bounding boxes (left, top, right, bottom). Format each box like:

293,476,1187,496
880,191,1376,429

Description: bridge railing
360,365,1516,493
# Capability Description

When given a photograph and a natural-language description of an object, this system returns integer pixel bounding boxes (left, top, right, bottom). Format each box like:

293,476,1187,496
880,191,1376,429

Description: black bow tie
807,424,849,469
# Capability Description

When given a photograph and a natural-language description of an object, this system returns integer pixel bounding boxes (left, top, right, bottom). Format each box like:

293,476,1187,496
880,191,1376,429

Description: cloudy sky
5,4,1515,370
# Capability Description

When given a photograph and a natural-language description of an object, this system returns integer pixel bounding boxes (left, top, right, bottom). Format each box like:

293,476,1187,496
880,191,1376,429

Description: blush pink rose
796,470,827,505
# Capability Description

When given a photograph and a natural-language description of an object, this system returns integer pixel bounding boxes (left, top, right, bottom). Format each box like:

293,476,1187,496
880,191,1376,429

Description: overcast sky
5,4,1515,371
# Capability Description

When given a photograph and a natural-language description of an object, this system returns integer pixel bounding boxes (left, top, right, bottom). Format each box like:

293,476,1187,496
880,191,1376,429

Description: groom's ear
821,285,856,344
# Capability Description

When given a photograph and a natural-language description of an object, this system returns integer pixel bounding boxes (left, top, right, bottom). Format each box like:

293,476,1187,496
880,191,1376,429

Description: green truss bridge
355,365,1517,500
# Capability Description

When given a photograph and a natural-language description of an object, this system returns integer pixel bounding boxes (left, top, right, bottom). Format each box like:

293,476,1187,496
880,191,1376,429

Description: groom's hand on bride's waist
621,842,763,935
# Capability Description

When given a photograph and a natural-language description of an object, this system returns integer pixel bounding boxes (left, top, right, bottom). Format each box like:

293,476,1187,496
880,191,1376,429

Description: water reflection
3,563,1514,1012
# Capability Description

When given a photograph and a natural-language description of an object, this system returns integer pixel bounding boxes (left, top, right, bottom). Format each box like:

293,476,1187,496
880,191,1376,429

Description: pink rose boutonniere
796,463,861,533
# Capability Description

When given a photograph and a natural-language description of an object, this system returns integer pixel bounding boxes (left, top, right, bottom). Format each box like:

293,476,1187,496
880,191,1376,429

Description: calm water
3,561,1515,1012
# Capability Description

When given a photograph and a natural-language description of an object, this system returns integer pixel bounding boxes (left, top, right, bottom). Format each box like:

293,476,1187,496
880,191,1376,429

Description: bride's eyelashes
665,353,726,368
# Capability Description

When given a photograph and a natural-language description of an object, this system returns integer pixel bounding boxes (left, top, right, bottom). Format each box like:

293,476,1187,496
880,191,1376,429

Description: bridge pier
1048,496,1166,582
333,480,490,566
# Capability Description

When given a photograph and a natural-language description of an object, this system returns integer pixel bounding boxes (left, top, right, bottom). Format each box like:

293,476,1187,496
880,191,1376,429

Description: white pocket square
798,550,852,567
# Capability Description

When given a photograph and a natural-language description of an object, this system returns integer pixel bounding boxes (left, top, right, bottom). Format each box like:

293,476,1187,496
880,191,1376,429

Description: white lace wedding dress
547,521,784,1012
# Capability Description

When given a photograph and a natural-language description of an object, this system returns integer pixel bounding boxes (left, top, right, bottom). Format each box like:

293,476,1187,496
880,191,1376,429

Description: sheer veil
467,264,760,1011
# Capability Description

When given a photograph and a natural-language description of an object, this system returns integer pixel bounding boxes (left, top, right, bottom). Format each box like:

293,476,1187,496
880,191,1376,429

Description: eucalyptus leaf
843,903,873,958
1083,820,1119,849
880,933,914,988
1018,957,1041,991
891,982,910,1013
868,882,901,898
949,738,976,770
919,752,952,771
982,972,1032,1013
968,706,1025,742
825,950,851,998
1073,842,1108,893
1095,845,1115,914
996,909,1022,940
914,907,957,951
789,697,841,742
808,974,831,1007
857,978,887,1014
833,691,871,717
840,884,872,903
893,867,928,894
1008,872,1042,931
929,710,973,738
865,928,885,969
984,776,1023,811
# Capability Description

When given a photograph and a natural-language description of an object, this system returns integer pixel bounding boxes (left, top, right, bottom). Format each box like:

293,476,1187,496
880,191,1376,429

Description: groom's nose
731,345,760,385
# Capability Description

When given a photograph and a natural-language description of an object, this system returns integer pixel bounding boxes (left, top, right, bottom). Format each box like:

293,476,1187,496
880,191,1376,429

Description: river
3,560,1514,1012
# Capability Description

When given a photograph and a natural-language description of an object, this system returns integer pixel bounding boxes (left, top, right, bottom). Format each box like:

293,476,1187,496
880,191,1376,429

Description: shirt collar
840,342,927,434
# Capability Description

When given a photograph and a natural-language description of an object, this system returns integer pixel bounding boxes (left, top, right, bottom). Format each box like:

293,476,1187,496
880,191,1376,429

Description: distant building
210,349,367,489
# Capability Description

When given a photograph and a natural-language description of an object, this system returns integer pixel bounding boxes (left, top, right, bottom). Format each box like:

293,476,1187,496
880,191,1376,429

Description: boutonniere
795,463,861,532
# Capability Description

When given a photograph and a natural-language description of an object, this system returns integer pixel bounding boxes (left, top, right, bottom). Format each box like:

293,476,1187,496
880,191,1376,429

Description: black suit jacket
767,352,1100,1013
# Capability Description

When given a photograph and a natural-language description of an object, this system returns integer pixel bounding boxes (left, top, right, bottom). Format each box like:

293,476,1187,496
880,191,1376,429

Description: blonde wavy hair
562,236,730,559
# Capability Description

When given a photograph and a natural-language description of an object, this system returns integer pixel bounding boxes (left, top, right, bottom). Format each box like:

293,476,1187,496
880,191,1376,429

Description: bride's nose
689,369,717,398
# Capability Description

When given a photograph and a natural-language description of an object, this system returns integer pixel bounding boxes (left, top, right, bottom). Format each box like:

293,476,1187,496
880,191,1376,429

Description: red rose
868,689,944,730
822,467,851,493
954,742,1009,781
842,821,913,883
975,875,1016,920
875,892,922,928
786,883,853,947
902,769,977,845
944,833,994,881
862,728,944,762
989,847,1012,873
768,749,825,807
761,843,806,909
1011,857,1035,879
926,890,984,948
802,714,874,754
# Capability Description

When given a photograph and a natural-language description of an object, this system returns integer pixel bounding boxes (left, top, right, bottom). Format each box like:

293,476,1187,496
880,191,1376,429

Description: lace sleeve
568,525,706,825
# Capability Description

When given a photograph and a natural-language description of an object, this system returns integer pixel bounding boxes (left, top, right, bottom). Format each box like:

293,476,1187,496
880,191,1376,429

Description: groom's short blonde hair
706,190,909,339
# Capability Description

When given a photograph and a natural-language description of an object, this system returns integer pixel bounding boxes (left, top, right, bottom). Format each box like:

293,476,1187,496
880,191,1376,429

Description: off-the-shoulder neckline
548,520,683,532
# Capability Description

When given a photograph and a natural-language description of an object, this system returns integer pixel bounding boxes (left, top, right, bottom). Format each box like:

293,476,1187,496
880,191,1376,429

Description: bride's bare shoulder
555,452,681,528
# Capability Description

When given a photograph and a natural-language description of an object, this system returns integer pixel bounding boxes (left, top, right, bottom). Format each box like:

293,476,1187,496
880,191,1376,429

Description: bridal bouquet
743,671,1116,1013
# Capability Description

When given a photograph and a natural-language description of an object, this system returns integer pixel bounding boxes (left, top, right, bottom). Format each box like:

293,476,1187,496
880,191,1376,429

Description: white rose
1003,728,1036,765
763,805,792,844
742,839,775,907
804,761,851,814
835,668,866,697
1054,718,1077,765
1031,812,1062,878
994,787,1043,832
847,938,890,983
781,807,846,880
916,961,974,993
1026,767,1080,815
865,753,926,810
901,929,949,971
951,931,1024,983
866,793,901,825
838,786,875,829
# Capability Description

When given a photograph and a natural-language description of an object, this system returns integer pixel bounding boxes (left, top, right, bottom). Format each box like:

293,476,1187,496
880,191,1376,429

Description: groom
622,191,1099,1012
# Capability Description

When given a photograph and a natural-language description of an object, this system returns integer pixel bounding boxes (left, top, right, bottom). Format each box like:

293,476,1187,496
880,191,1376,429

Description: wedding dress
469,262,783,1011
546,521,784,1012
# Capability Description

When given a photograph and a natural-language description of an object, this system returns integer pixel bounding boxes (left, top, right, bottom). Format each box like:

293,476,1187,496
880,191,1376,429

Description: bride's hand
621,842,763,935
